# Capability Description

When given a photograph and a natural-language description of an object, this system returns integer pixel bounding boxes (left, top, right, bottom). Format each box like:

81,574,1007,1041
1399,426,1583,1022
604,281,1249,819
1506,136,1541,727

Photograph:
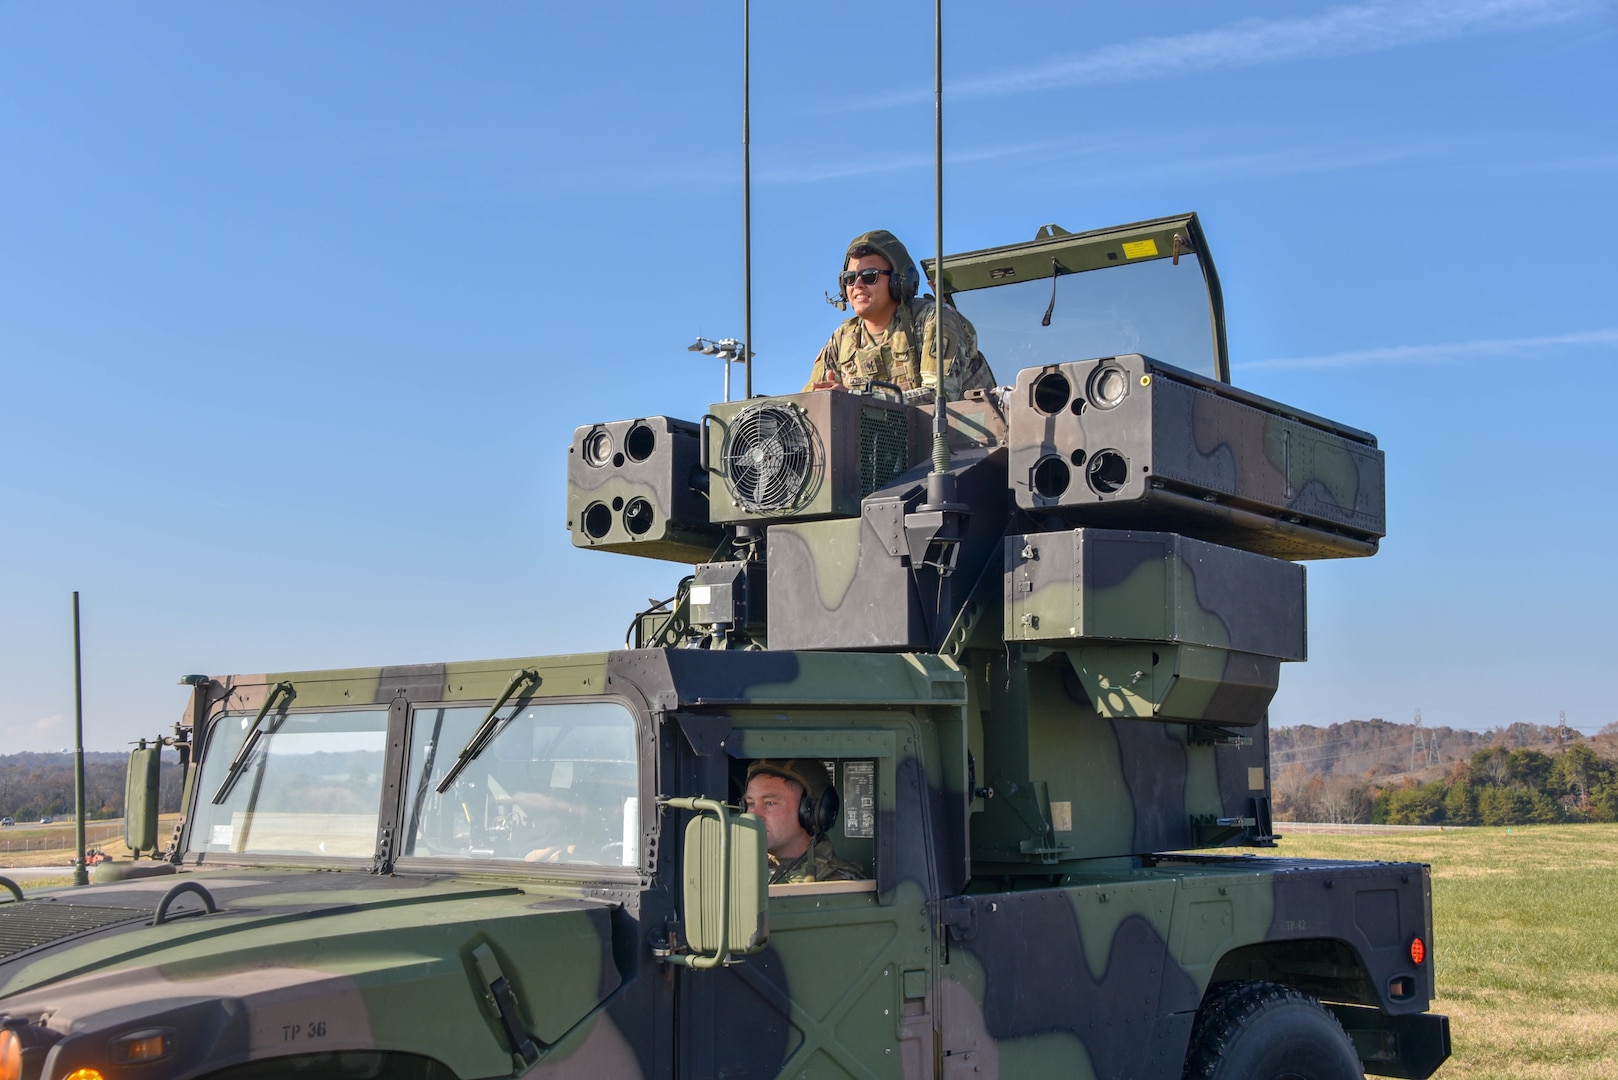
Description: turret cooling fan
721,401,817,513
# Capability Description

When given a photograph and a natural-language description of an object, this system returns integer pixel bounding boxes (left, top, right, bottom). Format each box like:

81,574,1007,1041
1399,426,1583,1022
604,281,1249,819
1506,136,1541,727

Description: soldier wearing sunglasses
804,230,995,401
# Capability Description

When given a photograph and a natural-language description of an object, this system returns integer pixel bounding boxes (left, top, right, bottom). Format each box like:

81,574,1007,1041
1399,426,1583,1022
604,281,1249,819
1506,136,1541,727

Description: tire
1182,981,1363,1080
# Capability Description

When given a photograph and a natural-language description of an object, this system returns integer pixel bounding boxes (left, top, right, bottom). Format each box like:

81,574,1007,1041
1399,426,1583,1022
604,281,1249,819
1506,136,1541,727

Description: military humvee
0,214,1448,1080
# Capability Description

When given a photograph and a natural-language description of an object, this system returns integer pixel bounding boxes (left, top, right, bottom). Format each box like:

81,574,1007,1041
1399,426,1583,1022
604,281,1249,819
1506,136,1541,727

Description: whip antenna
924,0,955,507
742,0,753,398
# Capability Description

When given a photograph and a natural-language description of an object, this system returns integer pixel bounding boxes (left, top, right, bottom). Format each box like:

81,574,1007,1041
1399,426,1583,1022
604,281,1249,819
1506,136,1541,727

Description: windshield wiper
212,680,295,805
435,669,540,794
1041,258,1061,327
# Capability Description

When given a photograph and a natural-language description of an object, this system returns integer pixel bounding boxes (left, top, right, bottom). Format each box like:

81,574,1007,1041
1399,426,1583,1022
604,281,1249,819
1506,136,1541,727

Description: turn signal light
1410,936,1427,965
62,1070,106,1080
111,1029,172,1064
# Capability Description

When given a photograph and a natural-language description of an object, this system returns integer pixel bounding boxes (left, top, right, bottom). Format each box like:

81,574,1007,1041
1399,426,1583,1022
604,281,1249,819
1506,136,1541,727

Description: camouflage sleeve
803,332,843,392
812,841,867,882
919,300,998,399
819,854,867,882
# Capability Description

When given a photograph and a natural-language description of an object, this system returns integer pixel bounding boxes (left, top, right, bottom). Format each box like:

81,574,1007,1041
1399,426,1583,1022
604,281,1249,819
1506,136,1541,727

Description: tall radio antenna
923,0,956,508
742,0,753,399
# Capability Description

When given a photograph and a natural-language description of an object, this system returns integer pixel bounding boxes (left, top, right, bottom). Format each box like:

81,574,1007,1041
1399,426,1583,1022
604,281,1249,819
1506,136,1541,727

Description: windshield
952,253,1219,381
401,700,639,867
189,709,388,858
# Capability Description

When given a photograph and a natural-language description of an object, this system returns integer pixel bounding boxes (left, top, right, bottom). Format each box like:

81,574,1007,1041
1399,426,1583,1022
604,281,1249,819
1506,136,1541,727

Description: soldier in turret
743,759,866,884
804,229,995,401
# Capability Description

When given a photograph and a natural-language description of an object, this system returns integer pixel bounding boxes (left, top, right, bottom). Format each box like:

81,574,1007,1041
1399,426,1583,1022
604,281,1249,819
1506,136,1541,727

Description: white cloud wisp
1247,329,1618,370
894,0,1604,105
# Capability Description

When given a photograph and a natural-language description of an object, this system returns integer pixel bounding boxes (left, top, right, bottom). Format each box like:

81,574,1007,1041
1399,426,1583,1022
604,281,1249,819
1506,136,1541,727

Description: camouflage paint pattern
765,447,1008,652
1005,527,1306,724
1006,354,1386,559
2,644,1443,1080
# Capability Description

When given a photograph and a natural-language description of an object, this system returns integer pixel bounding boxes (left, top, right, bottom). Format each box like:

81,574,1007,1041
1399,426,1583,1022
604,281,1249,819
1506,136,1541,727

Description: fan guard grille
722,402,816,513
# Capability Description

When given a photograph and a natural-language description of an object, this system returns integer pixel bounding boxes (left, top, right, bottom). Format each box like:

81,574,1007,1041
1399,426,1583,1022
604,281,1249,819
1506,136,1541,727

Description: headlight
0,1019,64,1080
0,1029,21,1080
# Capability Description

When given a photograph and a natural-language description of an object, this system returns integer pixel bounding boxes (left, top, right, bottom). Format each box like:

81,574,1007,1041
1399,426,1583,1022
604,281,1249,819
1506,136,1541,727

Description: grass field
1276,823,1618,1079
0,820,128,864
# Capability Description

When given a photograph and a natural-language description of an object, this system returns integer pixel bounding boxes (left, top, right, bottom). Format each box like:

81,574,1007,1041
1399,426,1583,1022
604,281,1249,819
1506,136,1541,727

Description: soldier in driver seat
742,759,866,884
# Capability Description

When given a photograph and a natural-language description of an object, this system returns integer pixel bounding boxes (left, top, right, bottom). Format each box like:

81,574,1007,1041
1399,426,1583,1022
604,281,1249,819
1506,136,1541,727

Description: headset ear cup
815,787,840,836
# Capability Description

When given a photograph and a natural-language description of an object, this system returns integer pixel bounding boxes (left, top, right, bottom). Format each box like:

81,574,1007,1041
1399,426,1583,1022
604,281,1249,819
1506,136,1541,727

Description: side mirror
660,796,767,968
125,744,162,856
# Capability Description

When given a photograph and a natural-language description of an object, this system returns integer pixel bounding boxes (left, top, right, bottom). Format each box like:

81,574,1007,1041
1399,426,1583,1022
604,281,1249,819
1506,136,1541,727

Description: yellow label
1249,767,1266,791
1121,239,1159,259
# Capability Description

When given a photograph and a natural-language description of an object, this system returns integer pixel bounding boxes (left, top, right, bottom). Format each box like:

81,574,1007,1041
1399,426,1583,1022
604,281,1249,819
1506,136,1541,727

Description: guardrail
1277,821,1465,834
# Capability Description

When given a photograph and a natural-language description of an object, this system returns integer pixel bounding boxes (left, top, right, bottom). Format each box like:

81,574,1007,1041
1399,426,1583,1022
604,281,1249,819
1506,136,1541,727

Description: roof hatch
926,213,1230,384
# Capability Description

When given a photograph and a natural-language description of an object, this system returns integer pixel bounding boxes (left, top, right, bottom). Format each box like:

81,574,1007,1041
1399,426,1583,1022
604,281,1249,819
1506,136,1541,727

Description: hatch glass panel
402,700,640,866
952,255,1217,379
933,214,1228,383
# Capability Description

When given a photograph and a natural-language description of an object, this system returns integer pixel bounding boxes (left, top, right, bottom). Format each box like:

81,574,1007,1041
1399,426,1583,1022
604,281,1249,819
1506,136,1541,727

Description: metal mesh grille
0,901,152,959
859,407,914,496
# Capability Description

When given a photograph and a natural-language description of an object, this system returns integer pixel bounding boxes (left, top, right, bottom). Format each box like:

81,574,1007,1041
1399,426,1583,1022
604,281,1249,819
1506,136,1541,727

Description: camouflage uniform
768,839,867,884
803,297,997,401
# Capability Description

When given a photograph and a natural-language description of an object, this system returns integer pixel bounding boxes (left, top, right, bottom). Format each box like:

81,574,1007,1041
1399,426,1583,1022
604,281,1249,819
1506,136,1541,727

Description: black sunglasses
839,268,893,287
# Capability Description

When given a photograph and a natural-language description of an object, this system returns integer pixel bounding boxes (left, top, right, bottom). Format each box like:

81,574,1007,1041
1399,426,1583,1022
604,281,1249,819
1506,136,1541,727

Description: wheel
1182,981,1363,1080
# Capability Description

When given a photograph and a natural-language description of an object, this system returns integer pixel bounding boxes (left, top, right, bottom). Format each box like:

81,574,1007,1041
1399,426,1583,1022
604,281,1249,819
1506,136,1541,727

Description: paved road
0,866,83,885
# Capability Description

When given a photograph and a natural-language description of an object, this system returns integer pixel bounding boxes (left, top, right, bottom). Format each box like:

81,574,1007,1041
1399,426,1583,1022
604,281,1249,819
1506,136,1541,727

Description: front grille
0,900,153,960
859,407,914,496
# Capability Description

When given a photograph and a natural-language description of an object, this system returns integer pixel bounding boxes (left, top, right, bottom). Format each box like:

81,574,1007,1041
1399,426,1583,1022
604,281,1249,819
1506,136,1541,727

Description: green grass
1276,824,1618,1079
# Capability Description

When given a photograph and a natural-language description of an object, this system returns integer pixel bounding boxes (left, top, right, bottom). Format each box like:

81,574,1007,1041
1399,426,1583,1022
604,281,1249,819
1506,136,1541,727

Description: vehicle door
679,720,942,1079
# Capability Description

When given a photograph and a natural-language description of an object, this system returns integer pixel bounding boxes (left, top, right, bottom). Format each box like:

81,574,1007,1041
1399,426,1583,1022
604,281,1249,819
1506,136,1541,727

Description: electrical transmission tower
1410,709,1440,772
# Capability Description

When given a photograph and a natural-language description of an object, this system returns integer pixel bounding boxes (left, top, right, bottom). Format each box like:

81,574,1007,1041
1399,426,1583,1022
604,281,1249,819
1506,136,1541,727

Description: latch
938,896,977,941
472,944,539,1066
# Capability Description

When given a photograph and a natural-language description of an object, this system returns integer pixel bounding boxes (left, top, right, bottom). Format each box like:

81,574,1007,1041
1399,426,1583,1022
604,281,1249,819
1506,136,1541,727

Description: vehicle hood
0,868,624,1078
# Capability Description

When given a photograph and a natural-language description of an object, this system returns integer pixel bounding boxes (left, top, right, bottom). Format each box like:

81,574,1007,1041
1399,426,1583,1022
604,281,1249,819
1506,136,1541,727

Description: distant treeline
1375,744,1618,826
0,752,184,820
1272,718,1617,781
1276,742,1618,827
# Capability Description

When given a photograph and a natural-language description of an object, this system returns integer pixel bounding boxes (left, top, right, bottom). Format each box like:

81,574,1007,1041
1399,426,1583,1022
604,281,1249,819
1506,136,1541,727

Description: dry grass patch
0,815,182,868
1277,824,1618,1079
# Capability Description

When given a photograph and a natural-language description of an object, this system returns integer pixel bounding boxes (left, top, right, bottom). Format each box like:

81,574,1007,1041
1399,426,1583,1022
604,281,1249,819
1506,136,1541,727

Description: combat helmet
746,758,841,837
839,229,922,305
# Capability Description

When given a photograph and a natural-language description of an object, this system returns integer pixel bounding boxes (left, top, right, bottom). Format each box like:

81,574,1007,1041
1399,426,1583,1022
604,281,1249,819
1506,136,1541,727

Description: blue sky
2,1,1615,752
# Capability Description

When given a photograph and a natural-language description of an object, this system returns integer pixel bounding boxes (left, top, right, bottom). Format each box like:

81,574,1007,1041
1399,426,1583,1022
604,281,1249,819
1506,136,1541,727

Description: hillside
1271,717,1618,825
0,751,183,821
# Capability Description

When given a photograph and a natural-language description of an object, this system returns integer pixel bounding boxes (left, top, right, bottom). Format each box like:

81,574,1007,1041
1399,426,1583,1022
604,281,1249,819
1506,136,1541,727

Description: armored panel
1006,354,1385,559
567,415,722,563
706,391,929,525
767,448,1009,651
1006,528,1305,725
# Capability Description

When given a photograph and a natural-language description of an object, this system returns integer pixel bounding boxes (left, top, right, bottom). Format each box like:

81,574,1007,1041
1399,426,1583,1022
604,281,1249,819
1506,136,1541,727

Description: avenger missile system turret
0,214,1445,1080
